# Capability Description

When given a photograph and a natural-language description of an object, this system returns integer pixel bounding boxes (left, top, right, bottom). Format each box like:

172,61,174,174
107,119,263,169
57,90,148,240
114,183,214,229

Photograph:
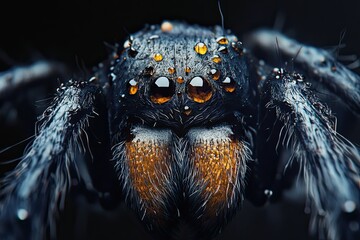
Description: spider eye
150,76,175,104
221,76,236,93
186,76,213,103
127,79,139,95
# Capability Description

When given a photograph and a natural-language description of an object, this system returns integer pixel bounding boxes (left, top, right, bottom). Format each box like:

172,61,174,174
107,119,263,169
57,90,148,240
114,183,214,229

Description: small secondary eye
150,76,175,104
187,76,213,103
127,79,139,95
221,76,236,93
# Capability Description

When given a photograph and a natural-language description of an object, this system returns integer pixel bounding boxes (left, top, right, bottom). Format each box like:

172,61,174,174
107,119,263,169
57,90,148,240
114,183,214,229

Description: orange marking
191,138,242,215
126,139,171,215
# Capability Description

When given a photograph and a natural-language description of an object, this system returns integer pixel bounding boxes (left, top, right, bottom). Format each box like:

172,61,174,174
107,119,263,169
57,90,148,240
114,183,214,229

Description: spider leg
261,69,360,240
0,61,66,101
0,81,105,239
246,30,360,114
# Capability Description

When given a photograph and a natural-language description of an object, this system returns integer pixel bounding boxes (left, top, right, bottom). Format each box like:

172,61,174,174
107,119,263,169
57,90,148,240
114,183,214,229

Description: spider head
111,21,254,134
109,21,257,237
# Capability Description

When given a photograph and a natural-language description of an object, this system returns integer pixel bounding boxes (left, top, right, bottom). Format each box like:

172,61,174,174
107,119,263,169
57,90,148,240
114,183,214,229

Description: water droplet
211,55,222,63
127,79,139,95
194,42,208,55
187,76,213,103
183,106,192,115
17,209,29,220
177,76,184,83
209,68,220,80
153,53,163,62
217,46,228,54
150,76,175,104
343,200,356,213
161,21,173,32
264,189,273,197
216,36,229,45
110,73,117,81
168,67,176,74
222,76,236,92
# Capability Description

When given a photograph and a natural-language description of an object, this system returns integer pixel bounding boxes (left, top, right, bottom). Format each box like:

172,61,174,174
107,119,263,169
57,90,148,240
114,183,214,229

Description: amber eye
221,76,236,93
127,79,139,95
150,76,175,104
186,76,213,103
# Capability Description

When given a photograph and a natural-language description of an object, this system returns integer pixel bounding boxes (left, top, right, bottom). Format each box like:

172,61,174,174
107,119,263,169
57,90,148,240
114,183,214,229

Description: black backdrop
1,0,360,70
1,0,360,239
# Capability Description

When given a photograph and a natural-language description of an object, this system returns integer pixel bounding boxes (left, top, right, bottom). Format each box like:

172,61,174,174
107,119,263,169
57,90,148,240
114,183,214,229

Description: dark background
1,0,360,239
1,0,360,70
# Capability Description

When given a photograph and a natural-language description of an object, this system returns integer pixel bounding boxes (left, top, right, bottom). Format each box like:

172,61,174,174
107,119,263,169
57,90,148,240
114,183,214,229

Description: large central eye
186,76,213,103
150,76,175,104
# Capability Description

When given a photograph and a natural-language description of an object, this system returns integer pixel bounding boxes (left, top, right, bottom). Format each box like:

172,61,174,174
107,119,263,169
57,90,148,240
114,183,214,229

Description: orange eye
127,79,139,95
222,77,236,93
150,76,175,104
186,76,213,103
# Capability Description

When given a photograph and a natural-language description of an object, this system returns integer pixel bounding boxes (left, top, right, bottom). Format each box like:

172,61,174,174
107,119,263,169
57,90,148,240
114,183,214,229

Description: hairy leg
261,69,360,240
246,29,360,113
0,81,101,239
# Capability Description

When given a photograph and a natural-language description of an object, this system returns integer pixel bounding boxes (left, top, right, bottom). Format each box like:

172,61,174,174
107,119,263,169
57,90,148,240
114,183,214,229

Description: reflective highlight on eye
187,76,213,103
222,76,236,92
127,79,139,95
150,76,175,104
194,42,208,55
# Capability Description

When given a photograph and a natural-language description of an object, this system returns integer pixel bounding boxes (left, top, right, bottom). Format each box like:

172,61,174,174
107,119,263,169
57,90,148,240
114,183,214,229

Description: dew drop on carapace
161,21,173,32
150,76,175,104
153,53,163,62
222,77,236,93
194,42,208,55
187,76,213,103
127,79,139,95
168,67,176,74
177,76,184,84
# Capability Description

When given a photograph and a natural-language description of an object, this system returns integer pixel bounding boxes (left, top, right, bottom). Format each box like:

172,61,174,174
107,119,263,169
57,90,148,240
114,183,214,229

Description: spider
0,20,359,240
